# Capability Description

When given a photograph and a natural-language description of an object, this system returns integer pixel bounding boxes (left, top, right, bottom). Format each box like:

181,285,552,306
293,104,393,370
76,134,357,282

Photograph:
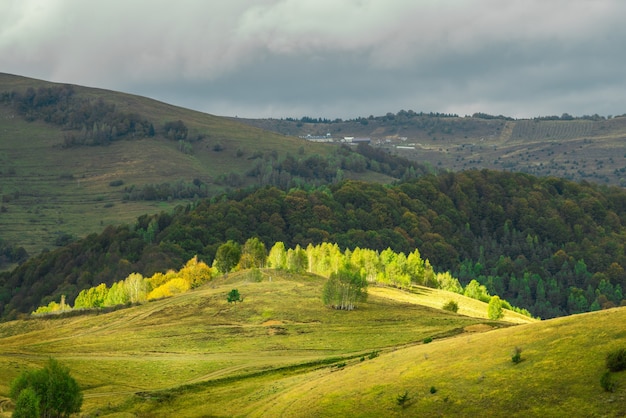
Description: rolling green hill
0,73,318,259
0,270,623,417
1,73,416,262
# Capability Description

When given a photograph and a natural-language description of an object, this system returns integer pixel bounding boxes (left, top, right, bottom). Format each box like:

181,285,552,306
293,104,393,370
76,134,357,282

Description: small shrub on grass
606,348,626,372
430,386,437,394
423,337,433,344
368,351,379,359
442,300,459,313
600,371,616,392
396,391,411,407
511,346,523,364
227,289,243,303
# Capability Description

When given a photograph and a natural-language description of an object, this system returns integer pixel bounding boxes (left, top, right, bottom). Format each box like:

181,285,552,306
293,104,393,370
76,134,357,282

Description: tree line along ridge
3,171,626,321
32,240,529,319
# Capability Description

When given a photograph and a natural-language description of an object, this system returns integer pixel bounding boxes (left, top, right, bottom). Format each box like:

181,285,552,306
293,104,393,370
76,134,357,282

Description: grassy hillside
257,307,626,417
237,112,626,186
0,269,536,417
0,73,334,260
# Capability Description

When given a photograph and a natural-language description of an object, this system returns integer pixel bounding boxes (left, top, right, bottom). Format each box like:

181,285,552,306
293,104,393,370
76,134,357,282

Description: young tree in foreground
10,357,82,418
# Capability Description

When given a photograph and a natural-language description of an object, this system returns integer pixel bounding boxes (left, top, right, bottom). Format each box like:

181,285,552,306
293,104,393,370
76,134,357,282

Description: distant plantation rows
511,120,593,141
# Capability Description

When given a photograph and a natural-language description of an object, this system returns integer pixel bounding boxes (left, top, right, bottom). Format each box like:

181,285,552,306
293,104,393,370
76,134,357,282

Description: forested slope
2,170,626,320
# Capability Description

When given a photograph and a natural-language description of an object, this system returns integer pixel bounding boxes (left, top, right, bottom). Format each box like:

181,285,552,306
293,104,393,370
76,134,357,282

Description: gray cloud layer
2,0,625,118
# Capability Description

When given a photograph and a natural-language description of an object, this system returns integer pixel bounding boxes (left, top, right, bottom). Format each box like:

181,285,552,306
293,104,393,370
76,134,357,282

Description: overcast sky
2,0,625,119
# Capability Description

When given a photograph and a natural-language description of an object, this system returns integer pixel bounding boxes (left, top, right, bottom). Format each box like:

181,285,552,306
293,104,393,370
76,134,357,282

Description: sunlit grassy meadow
255,307,626,417
0,269,540,417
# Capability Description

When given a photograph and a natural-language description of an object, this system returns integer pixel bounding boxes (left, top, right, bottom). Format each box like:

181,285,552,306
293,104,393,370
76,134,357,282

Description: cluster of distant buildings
300,133,418,150
299,133,371,144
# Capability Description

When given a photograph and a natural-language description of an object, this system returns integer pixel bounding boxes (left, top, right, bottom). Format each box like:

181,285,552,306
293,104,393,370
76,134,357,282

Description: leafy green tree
227,289,242,303
239,237,267,269
267,241,287,270
349,247,381,283
286,245,308,273
10,357,82,418
73,283,108,309
436,272,463,293
322,262,368,310
213,240,241,274
307,242,343,277
488,295,504,320
104,280,130,306
12,387,39,418
464,279,491,303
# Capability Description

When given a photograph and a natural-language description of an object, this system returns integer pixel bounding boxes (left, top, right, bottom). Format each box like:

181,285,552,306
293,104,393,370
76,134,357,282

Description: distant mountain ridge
234,110,626,186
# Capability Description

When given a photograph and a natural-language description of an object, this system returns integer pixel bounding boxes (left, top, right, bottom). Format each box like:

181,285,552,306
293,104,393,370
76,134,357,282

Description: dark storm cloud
2,0,626,119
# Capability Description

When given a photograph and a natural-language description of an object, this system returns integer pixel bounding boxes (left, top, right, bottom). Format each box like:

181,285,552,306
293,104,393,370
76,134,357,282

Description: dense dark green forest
2,170,626,320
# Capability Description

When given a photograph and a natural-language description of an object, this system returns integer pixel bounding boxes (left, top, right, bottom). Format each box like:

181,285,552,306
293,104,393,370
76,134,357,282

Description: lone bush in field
511,346,523,364
227,289,243,303
606,348,626,372
10,358,82,418
442,300,459,313
396,390,411,407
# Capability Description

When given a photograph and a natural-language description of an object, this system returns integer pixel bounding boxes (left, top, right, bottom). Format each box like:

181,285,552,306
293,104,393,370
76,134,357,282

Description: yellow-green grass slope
257,308,626,418
0,73,333,258
0,270,532,417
